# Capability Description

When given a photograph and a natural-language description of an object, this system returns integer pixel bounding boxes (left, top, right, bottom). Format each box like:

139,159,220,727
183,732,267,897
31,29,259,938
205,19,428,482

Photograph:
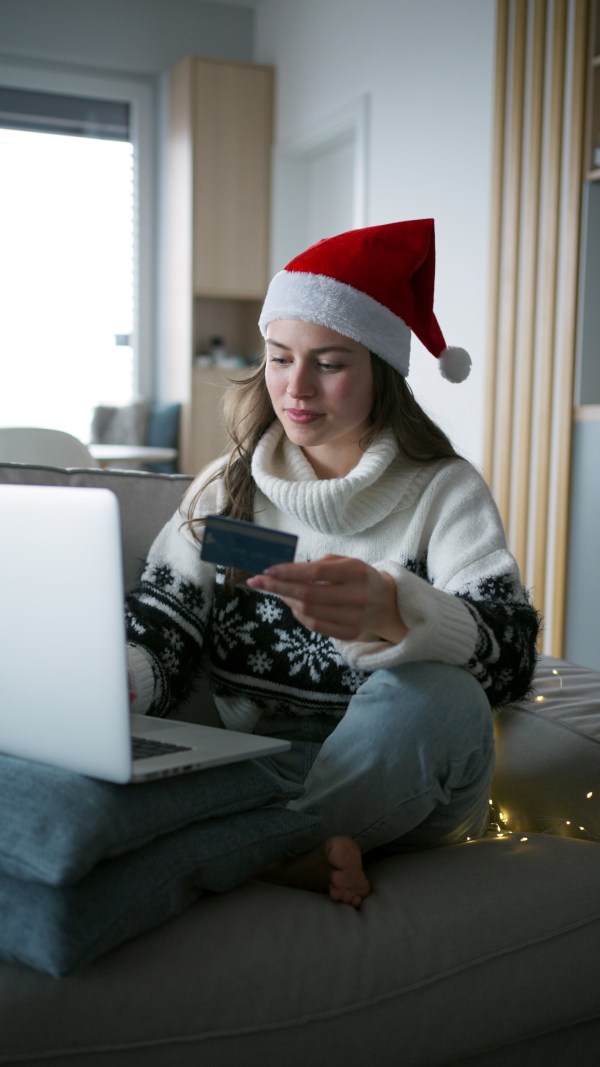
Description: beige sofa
1,461,600,1067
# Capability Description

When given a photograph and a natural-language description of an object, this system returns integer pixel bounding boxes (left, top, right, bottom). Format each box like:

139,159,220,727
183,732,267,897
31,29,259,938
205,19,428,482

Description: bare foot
257,835,371,909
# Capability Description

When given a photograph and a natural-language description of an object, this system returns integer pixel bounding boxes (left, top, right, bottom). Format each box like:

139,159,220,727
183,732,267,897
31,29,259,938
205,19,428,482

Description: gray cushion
492,654,600,842
90,401,150,447
0,804,319,977
0,833,599,1063
0,753,303,886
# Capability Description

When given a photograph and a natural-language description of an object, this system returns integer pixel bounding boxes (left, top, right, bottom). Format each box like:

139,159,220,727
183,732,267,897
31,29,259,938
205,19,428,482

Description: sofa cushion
492,654,600,842
0,753,304,886
0,463,192,592
0,834,599,1063
0,803,319,977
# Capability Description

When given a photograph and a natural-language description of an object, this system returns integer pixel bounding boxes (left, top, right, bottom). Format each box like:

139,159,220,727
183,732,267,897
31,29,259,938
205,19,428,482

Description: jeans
255,662,495,855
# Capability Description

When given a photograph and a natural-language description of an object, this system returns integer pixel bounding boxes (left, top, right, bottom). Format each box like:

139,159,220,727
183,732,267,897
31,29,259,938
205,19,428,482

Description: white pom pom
438,346,471,383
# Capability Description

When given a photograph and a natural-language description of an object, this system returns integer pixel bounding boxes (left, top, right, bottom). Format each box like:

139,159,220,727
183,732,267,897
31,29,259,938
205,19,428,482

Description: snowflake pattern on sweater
126,567,370,718
126,550,538,719
125,426,540,723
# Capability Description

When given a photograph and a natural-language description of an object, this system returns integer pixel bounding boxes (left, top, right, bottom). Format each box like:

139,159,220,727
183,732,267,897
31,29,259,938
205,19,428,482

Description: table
88,445,178,469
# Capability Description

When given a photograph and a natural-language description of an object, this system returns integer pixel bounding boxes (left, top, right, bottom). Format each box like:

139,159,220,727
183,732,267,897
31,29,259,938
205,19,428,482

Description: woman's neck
300,443,364,480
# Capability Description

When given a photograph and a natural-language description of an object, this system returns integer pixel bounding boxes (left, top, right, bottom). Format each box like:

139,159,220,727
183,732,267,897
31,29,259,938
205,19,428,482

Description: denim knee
347,661,494,760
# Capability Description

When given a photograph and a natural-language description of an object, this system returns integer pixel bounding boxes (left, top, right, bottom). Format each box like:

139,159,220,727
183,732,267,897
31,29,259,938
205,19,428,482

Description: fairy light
487,668,598,846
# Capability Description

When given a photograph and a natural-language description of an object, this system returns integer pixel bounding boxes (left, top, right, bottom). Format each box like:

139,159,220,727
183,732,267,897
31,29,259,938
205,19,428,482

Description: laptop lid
0,484,290,784
0,484,133,782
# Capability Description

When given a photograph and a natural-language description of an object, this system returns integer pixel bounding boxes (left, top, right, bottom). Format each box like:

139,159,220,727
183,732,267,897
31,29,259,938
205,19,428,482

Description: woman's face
265,319,374,478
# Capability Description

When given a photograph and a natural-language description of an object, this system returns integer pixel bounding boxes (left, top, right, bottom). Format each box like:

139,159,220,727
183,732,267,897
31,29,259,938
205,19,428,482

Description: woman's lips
285,409,324,424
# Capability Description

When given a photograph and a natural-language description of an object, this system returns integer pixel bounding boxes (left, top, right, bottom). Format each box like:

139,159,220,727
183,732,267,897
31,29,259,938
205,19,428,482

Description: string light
486,663,598,847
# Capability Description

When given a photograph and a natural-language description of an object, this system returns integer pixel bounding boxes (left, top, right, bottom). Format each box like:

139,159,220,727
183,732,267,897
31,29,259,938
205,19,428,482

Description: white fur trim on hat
438,346,471,383
259,270,412,376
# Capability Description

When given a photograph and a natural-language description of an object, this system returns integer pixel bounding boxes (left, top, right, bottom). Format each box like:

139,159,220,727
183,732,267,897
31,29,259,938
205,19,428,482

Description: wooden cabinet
165,56,273,474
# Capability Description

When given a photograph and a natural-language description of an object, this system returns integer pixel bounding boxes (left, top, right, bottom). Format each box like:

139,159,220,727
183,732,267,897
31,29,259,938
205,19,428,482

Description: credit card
200,514,298,573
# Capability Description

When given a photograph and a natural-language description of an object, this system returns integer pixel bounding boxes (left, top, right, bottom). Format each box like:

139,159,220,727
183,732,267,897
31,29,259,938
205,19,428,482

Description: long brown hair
184,353,460,578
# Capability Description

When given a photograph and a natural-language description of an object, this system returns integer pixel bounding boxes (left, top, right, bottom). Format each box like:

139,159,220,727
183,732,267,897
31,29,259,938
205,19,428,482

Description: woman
126,220,539,909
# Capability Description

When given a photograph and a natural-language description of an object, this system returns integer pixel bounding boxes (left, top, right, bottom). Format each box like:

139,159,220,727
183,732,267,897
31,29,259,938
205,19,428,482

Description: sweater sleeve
125,468,223,716
334,462,540,707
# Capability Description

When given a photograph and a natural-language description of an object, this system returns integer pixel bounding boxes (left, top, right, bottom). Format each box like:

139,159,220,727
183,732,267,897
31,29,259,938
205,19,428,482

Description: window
0,65,153,443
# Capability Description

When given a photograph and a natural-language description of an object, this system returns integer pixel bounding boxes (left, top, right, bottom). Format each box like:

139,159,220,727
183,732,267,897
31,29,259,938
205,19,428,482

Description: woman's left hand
247,555,408,643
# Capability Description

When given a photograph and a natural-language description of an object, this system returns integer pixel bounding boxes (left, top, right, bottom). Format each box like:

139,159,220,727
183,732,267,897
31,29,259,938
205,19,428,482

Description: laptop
0,484,289,783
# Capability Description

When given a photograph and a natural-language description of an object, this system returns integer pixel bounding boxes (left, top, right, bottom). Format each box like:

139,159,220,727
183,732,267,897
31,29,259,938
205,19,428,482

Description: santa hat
258,219,471,383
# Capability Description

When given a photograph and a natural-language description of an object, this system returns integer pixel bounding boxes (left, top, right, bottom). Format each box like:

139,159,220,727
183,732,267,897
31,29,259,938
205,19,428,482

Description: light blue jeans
255,662,495,855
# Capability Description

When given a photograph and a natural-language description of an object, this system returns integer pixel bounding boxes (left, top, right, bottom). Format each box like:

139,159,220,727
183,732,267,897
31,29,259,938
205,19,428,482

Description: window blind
0,87,130,141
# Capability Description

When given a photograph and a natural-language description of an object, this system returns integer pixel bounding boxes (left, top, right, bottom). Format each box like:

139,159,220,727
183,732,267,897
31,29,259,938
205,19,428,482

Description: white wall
255,0,496,466
0,0,254,73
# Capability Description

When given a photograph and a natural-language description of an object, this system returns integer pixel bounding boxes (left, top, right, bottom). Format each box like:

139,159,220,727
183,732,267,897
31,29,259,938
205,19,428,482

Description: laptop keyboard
131,736,193,760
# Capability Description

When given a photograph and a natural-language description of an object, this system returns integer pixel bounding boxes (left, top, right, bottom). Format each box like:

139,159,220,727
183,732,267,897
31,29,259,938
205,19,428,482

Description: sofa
1,460,600,1067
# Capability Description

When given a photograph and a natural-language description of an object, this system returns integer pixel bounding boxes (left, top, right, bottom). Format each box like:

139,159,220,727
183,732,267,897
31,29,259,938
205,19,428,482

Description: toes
329,867,347,890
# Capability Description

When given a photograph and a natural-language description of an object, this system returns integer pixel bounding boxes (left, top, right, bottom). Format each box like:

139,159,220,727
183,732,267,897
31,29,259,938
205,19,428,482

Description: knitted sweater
126,423,539,729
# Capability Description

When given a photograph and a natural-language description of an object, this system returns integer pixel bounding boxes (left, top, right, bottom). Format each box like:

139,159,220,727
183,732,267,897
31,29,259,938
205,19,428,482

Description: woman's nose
287,362,314,397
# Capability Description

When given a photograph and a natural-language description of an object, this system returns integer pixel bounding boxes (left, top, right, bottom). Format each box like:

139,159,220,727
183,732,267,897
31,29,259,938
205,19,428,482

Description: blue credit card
200,514,298,573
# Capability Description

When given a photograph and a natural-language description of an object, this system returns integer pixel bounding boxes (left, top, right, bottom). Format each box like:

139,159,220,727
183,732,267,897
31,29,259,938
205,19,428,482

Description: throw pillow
0,803,320,977
0,753,303,886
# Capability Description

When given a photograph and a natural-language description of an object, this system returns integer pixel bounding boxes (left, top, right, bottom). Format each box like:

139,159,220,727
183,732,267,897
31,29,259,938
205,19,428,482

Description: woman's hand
247,555,408,643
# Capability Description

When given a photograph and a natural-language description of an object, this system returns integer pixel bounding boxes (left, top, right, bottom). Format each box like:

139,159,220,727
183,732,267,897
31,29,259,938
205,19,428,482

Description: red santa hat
258,219,471,383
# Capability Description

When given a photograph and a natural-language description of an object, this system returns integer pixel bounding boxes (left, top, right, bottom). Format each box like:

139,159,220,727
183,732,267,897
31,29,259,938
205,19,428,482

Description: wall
565,419,600,671
0,0,255,400
0,0,254,73
255,0,496,467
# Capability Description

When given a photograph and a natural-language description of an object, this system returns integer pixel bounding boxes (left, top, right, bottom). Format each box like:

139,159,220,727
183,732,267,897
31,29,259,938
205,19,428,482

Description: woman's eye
268,355,289,365
319,362,343,372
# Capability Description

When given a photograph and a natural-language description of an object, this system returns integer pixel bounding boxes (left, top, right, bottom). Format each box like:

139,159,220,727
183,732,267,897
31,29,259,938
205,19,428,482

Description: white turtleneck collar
251,420,428,536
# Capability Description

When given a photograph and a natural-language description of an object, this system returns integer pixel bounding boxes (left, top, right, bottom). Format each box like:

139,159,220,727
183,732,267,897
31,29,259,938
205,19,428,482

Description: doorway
270,95,369,273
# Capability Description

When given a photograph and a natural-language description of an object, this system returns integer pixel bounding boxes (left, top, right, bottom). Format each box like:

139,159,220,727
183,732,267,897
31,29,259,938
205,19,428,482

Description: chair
0,428,99,468
90,400,181,473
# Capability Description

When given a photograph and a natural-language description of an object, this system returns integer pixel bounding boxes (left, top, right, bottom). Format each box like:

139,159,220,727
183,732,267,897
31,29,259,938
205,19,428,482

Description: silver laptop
0,484,289,783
